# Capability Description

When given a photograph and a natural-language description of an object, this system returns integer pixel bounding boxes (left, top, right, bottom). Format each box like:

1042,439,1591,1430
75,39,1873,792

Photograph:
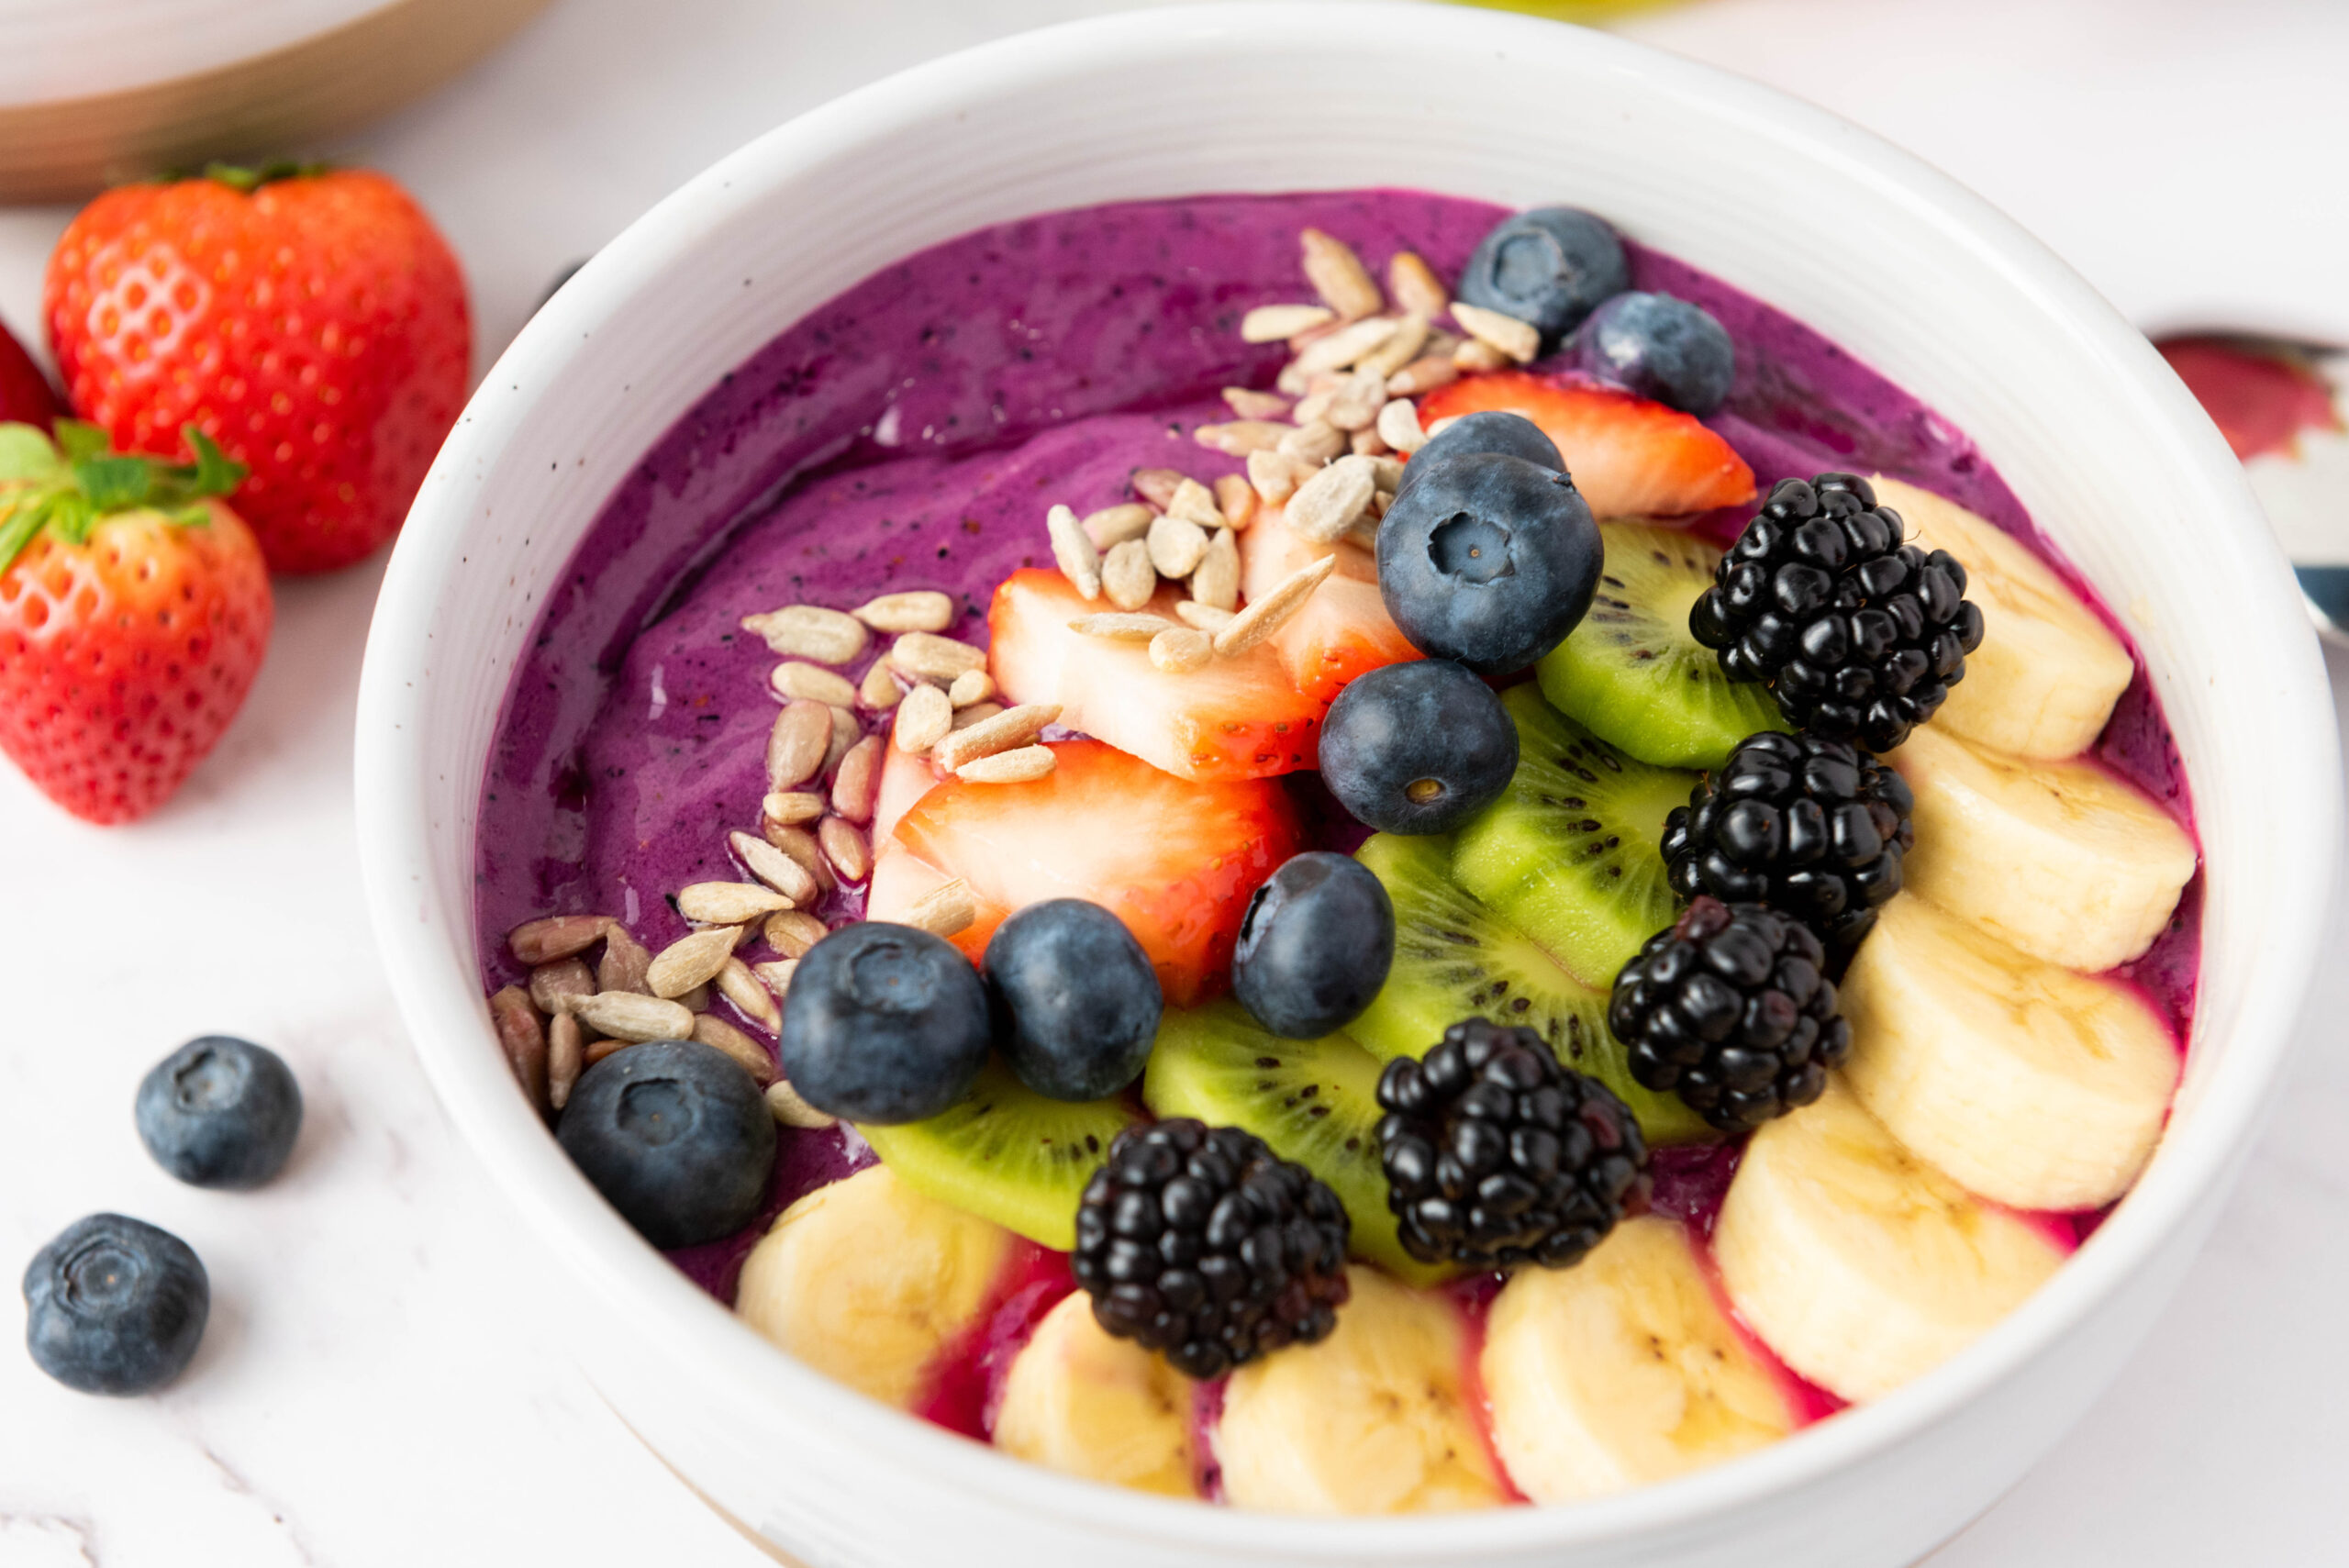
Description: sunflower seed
951,701,1004,730
647,927,739,998
894,682,953,754
584,1036,635,1066
905,877,976,938
571,990,696,1043
1376,398,1428,453
760,823,833,895
731,828,818,905
547,1012,584,1111
1327,368,1388,433
823,704,859,775
765,700,833,790
1222,386,1291,420
763,909,828,958
715,955,781,1030
1147,512,1209,578
1452,336,1511,373
677,882,793,925
1287,455,1379,544
1175,600,1236,632
1070,612,1174,643
1047,503,1101,601
741,605,867,665
770,662,858,706
852,590,955,633
1300,228,1383,320
1130,468,1186,510
529,956,596,1016
1291,386,1337,426
830,735,883,823
1366,455,1406,492
765,1078,837,1130
932,703,1062,773
1149,627,1214,673
1385,250,1444,314
1450,301,1541,364
1166,478,1226,530
597,925,652,994
1191,527,1240,612
1289,316,1401,381
763,790,826,827
693,1014,777,1085
678,981,714,1013
957,746,1055,784
1212,474,1258,530
1360,313,1431,380
818,816,873,883
1248,449,1306,504
1387,355,1460,397
1193,421,1288,458
488,986,550,1111
1100,539,1156,610
1276,419,1347,465
1351,427,1391,457
509,914,609,966
857,658,904,711
1241,304,1335,342
890,631,986,684
1083,503,1154,550
947,669,995,709
1216,555,1337,657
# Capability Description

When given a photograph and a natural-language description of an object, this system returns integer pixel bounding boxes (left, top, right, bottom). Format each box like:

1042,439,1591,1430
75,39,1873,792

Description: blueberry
1232,852,1397,1039
1392,411,1562,502
1575,291,1735,416
777,922,991,1124
1377,451,1604,674
1456,207,1631,352
25,1214,209,1396
1319,662,1519,835
556,1040,775,1250
985,900,1163,1102
135,1036,303,1189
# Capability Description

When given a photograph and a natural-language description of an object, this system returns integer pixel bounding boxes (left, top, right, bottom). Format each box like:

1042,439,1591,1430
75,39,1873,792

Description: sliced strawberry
864,843,1006,962
1416,371,1755,519
1238,511,1419,706
894,738,1303,1006
871,730,943,850
987,568,1323,782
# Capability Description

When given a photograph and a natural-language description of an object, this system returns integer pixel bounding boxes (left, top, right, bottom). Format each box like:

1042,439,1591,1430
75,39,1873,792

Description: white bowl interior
358,6,2340,1562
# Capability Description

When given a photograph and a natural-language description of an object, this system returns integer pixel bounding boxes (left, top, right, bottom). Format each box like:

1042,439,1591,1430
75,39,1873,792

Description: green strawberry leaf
53,419,110,464
0,423,63,484
179,427,245,497
74,455,153,512
0,500,43,571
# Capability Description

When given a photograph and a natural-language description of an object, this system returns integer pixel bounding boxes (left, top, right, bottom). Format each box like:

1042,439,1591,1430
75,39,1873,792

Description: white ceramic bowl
356,7,2342,1563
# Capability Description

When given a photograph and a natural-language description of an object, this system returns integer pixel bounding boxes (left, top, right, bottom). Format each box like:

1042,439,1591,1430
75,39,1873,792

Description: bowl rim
357,3,2342,1553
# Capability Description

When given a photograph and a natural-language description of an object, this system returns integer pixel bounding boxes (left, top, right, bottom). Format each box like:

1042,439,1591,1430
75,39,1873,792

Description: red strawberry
1416,371,1755,519
45,166,471,574
1237,510,1420,705
0,320,61,426
893,738,1304,1006
0,420,271,823
987,568,1324,782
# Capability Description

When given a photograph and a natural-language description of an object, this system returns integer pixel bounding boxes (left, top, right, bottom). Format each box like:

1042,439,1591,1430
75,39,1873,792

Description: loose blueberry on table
24,1214,210,1396
136,1035,305,1189
478,197,2201,1510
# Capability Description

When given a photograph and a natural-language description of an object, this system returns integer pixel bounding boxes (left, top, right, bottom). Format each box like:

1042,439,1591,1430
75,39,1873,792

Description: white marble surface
3,1,2345,1562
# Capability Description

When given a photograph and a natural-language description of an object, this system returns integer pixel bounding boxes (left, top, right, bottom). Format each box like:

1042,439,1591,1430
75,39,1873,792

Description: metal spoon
2152,331,2349,644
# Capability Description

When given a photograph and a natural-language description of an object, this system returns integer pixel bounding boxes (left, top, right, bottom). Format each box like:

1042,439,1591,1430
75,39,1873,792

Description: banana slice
735,1163,1012,1407
1216,1266,1504,1514
1482,1217,1795,1501
1843,895,2179,1211
993,1292,1197,1497
1891,723,2196,973
1714,1079,2066,1404
1870,475,2135,759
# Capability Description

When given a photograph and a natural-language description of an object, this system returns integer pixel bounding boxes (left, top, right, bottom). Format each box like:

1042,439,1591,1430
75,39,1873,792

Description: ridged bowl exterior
356,7,2341,1563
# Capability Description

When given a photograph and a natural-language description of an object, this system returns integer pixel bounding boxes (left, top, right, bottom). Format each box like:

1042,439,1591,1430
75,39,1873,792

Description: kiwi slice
1353,832,1708,1145
1142,1001,1449,1286
859,1058,1140,1251
1539,520,1787,770
1453,684,1696,991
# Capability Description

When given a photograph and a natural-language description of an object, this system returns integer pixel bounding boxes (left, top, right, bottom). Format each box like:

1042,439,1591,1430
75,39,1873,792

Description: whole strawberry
0,318,61,426
45,165,470,574
0,420,272,824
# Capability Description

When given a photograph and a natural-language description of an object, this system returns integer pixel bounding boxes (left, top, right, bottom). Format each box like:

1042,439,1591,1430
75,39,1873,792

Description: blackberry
1689,473,1984,751
1073,1119,1351,1378
1661,729,1915,970
1375,1020,1649,1271
1609,897,1851,1134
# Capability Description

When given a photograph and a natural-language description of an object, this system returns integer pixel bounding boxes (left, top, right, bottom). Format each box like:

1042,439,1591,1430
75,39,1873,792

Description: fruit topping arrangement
489,205,2202,1513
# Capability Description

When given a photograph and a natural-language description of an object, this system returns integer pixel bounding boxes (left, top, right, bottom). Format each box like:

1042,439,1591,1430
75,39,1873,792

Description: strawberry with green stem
0,420,272,824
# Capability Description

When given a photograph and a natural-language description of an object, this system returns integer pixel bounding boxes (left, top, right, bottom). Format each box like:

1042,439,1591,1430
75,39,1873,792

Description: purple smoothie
472,191,2203,1407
